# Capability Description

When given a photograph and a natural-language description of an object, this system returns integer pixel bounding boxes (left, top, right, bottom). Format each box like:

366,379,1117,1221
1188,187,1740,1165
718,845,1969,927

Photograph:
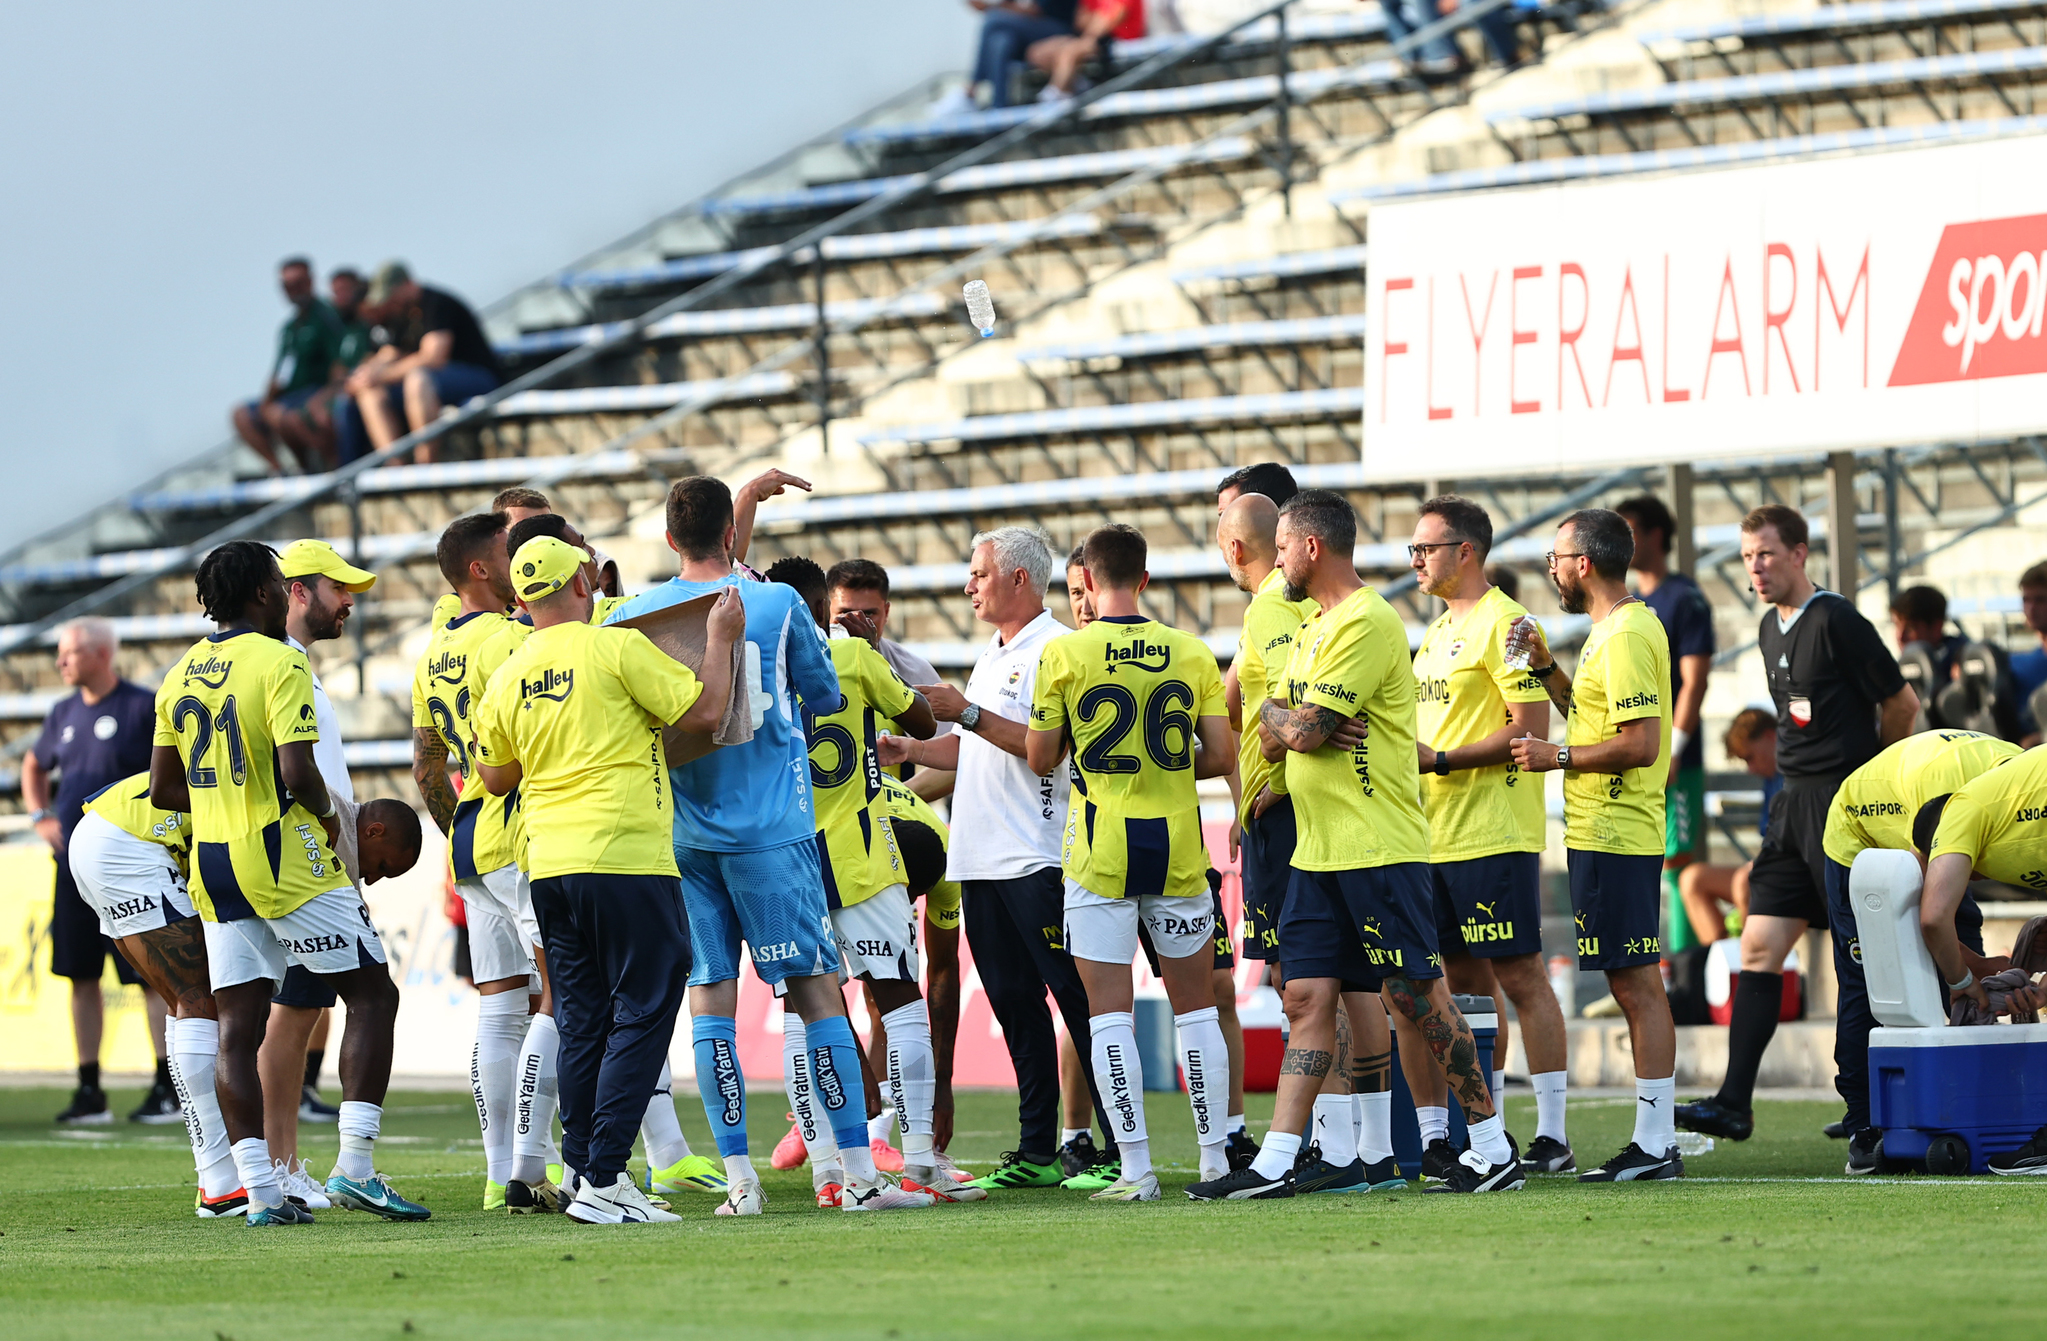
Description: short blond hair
57,617,117,653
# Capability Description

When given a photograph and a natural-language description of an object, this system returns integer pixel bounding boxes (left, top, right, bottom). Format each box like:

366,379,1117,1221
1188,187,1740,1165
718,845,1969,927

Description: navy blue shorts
1432,851,1543,960
1239,796,1296,962
272,963,339,1010
1279,861,1440,987
1565,849,1663,970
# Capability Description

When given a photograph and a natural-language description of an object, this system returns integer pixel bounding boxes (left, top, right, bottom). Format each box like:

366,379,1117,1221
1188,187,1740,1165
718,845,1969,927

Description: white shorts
1063,878,1214,964
68,811,195,939
202,886,388,992
829,884,921,982
458,864,534,983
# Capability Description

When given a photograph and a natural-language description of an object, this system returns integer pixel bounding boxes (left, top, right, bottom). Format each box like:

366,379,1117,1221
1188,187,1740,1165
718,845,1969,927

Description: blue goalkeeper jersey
607,573,841,853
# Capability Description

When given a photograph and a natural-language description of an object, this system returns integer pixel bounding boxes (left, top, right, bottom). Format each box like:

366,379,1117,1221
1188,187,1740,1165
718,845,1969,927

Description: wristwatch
957,703,983,733
1433,750,1450,776
28,808,51,823
1555,746,1572,771
1530,661,1556,679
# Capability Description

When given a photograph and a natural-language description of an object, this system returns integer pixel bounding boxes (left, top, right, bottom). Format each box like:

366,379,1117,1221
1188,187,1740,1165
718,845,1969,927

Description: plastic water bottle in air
963,279,996,337
1675,1132,1716,1157
1502,614,1540,670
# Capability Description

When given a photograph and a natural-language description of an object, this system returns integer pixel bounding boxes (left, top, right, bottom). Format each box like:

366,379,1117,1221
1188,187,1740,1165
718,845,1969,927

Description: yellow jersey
153,629,343,921
413,608,527,880
1235,567,1316,826
1561,601,1671,856
473,621,703,881
809,637,915,909
1032,615,1226,901
1275,586,1430,871
1823,730,2023,867
1413,585,1549,860
473,617,536,870
1928,745,2047,891
85,773,191,863
878,774,961,930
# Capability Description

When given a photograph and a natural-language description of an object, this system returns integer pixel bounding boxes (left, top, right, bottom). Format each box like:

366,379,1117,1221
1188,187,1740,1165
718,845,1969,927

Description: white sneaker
274,1158,333,1210
716,1179,766,1216
1037,83,1075,105
1089,1171,1162,1202
902,1169,988,1203
929,85,978,119
842,1176,934,1211
565,1172,680,1224
933,1149,973,1183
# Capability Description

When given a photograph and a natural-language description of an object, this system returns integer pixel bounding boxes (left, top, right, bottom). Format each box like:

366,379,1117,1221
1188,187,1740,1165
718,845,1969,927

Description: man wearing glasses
1511,509,1682,1182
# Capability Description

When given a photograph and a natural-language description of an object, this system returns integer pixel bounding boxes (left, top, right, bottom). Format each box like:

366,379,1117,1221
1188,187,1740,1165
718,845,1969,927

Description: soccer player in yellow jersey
1206,490,1516,1198
1407,496,1573,1176
1815,730,2019,1162
1512,508,1679,1182
150,540,428,1224
1026,524,1235,1201
474,535,743,1224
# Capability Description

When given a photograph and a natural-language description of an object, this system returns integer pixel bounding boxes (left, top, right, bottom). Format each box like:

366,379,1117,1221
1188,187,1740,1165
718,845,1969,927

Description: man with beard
1511,509,1680,1181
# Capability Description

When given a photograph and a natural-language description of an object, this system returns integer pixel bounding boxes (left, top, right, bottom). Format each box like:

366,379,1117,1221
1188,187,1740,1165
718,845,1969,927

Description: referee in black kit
1677,505,1918,1171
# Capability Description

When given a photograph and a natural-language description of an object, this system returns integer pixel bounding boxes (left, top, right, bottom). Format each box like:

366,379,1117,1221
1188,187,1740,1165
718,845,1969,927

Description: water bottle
1502,614,1539,671
963,279,996,337
1675,1132,1715,1157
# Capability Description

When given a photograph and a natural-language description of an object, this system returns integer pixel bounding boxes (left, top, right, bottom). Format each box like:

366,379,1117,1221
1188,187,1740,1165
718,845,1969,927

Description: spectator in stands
1892,582,2020,738
2012,561,2047,745
282,267,375,474
1027,0,1143,103
336,262,503,466
1214,461,1298,512
1380,0,1520,77
232,256,344,477
1616,494,1714,953
1676,708,1780,946
1890,584,1969,685
330,267,374,372
933,0,1079,115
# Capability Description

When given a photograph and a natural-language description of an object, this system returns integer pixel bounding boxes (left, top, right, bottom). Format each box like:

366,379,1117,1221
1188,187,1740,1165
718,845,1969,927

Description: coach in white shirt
878,526,1119,1182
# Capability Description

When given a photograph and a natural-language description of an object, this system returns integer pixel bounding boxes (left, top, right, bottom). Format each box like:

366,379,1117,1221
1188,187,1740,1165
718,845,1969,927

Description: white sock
1533,1070,1568,1144
841,1140,879,1184
1633,1075,1676,1153
335,1100,381,1181
1313,1093,1359,1167
642,1057,694,1170
475,989,527,1185
1061,1127,1089,1144
170,1016,237,1197
1175,1006,1229,1178
1225,1113,1246,1135
1251,1129,1300,1180
724,1153,759,1185
868,1109,896,1143
1359,1090,1394,1163
1493,1068,1507,1112
1089,1012,1148,1178
784,1019,840,1172
1417,1104,1449,1146
232,1136,283,1209
881,1000,936,1177
1466,1112,1512,1165
511,1011,559,1185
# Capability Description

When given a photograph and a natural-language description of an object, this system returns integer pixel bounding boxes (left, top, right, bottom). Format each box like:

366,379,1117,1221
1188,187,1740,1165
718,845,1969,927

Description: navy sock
691,1015,748,1157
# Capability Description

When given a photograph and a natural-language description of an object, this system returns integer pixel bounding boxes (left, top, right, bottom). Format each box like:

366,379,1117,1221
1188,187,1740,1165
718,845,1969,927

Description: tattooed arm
412,726,460,836
1257,699,1371,759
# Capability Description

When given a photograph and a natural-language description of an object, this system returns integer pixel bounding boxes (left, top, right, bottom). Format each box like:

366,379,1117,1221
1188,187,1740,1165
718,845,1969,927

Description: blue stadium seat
1017,313,1368,365
1170,244,1370,287
499,291,948,359
128,450,650,515
857,385,1364,446
0,530,436,588
1638,0,2047,49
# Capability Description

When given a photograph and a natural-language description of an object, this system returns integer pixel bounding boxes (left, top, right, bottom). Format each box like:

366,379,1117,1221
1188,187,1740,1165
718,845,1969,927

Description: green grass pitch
0,1083,2034,1339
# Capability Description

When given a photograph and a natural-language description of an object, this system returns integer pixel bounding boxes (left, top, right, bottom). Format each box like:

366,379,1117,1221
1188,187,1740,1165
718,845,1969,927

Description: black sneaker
1057,1132,1100,1179
1363,1155,1408,1190
1578,1142,1681,1182
1424,1149,1526,1193
1844,1128,1883,1176
1822,1116,1851,1140
1989,1124,2047,1176
129,1076,182,1124
1523,1134,1576,1173
299,1085,340,1123
1291,1142,1365,1194
1224,1128,1260,1171
1420,1137,1461,1182
1186,1165,1294,1200
56,1084,112,1125
1674,1097,1753,1141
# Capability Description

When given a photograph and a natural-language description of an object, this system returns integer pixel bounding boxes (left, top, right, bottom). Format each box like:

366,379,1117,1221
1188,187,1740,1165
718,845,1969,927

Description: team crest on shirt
1448,639,1466,660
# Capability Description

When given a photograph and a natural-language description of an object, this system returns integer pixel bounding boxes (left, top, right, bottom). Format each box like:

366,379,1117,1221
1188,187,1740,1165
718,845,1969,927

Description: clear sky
0,0,975,540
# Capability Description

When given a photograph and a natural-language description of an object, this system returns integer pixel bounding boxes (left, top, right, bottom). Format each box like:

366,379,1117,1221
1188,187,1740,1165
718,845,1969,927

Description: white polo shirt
289,636,354,805
946,609,1070,883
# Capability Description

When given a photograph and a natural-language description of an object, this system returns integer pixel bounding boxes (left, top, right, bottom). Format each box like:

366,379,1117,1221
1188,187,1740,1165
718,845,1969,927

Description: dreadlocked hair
194,540,279,624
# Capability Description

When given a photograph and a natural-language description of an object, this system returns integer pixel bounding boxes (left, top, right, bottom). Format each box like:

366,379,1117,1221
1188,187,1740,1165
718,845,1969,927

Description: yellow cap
278,539,377,593
512,536,591,601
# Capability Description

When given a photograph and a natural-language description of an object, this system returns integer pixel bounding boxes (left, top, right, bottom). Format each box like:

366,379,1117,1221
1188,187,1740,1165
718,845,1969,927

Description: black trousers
530,873,691,1188
963,866,1117,1161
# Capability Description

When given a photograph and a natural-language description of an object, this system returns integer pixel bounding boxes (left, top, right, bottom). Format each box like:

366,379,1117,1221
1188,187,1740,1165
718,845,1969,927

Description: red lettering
1764,243,1800,394
1702,257,1752,398
1381,277,1412,423
1662,255,1690,403
1602,265,1651,407
1427,278,1452,420
1460,271,1499,415
1510,265,1541,414
1817,245,1870,390
1558,263,1591,411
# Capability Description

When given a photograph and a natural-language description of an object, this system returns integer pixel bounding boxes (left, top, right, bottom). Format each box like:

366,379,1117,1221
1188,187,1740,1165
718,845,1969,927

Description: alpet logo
1890,213,2047,384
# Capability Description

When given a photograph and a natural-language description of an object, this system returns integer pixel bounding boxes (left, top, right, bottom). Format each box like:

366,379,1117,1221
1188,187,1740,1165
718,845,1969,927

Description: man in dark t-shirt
21,620,160,1124
1617,495,1716,953
335,260,503,466
1677,506,1918,1168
